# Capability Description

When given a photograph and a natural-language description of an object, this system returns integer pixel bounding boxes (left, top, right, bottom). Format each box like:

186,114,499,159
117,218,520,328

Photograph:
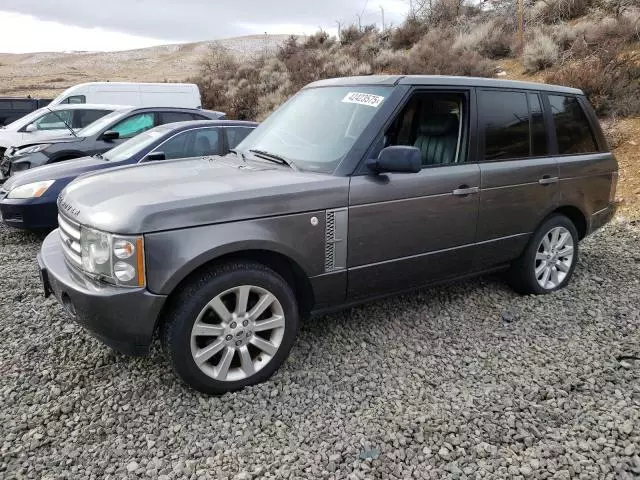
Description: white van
50,82,202,109
0,104,127,155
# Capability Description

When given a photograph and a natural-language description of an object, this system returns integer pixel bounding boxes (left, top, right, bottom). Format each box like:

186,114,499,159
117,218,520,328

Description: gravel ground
1,220,639,480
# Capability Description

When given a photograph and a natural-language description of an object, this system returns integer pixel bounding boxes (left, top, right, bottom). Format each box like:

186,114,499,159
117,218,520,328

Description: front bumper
0,195,59,230
38,230,167,356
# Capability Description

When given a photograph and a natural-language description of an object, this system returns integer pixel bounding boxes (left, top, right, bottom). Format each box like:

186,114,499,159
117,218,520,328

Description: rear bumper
38,230,167,356
0,196,58,230
588,204,616,235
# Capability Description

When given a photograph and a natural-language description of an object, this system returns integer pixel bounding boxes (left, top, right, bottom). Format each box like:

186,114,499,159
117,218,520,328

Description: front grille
58,214,82,267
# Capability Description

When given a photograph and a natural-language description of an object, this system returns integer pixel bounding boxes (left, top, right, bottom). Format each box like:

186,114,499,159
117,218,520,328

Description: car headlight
7,180,55,199
13,144,51,156
79,227,145,287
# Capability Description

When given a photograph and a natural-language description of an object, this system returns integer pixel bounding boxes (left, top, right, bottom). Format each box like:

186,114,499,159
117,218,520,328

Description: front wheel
161,262,299,395
508,214,579,295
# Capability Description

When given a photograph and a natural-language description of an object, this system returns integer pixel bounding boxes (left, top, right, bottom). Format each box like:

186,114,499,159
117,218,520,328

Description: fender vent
325,208,348,272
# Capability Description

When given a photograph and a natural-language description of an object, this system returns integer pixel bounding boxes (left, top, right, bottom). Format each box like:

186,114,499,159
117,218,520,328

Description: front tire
161,261,299,395
508,214,579,295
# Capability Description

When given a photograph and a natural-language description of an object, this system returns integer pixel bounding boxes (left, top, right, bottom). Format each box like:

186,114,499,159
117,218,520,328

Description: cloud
1,0,408,42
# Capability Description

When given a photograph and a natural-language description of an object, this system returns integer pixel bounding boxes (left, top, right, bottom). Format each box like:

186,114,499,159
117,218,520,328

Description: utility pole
380,5,385,31
517,0,524,54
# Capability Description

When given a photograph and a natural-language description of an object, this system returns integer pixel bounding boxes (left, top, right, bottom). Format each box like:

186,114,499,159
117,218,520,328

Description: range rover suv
37,76,618,394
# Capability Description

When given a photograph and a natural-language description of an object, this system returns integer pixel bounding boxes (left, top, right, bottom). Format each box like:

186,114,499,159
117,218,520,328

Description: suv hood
59,156,349,234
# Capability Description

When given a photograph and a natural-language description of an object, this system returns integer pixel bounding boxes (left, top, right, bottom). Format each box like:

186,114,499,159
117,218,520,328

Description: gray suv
37,76,618,394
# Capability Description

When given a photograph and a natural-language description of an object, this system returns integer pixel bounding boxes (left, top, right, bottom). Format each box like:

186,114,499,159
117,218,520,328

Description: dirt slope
0,35,289,98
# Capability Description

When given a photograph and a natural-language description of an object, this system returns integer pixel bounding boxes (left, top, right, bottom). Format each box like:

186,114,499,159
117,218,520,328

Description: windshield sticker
341,92,385,108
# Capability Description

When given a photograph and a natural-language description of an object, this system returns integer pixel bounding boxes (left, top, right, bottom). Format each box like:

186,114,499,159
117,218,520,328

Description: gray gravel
1,220,639,480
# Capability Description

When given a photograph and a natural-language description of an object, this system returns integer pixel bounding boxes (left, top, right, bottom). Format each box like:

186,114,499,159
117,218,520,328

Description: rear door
347,88,480,299
474,89,558,270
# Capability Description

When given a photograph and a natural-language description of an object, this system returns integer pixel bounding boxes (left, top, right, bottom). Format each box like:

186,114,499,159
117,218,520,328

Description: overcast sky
0,0,408,53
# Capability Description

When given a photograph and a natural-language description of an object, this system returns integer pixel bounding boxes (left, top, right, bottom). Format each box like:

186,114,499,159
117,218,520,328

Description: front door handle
538,176,559,185
452,185,479,196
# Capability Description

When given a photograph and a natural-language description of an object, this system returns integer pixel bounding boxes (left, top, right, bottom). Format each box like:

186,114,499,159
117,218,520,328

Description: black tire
508,214,580,295
161,261,299,395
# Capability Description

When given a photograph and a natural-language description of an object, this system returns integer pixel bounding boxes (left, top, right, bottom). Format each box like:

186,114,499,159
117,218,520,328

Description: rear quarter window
548,95,598,155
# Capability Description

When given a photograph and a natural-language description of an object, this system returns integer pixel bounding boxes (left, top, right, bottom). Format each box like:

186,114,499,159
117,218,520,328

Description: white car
50,82,202,109
0,104,128,157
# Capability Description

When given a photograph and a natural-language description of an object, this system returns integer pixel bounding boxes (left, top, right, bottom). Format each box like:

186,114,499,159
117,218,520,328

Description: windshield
77,110,124,137
235,86,392,173
103,124,175,162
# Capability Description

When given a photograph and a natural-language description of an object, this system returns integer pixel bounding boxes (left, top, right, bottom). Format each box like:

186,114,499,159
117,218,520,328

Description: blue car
0,120,257,230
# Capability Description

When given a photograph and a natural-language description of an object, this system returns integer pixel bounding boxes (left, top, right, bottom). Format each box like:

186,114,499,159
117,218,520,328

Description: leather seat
413,113,459,166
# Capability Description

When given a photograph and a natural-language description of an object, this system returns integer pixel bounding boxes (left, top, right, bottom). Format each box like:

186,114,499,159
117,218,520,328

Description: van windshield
78,110,125,137
235,86,392,174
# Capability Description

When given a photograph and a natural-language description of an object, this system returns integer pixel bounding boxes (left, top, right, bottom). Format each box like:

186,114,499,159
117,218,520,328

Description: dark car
37,75,617,395
0,97,52,126
0,120,256,229
0,107,225,178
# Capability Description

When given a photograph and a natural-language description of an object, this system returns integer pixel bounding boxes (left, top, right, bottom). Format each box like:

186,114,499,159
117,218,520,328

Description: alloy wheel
190,285,286,382
534,226,575,290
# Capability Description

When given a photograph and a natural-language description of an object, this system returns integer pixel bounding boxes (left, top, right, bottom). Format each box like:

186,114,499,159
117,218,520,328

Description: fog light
113,262,136,282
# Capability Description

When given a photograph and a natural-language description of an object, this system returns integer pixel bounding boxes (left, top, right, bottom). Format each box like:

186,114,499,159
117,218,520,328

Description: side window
479,90,530,160
381,92,466,167
73,109,111,128
110,113,155,139
156,128,221,160
62,95,86,104
157,131,192,160
158,112,196,125
33,110,73,130
225,127,253,150
548,95,598,155
529,94,548,157
191,128,221,156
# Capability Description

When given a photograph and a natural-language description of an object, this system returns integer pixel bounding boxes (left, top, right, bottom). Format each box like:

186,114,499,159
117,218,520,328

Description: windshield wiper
229,148,246,162
46,107,78,138
249,149,298,171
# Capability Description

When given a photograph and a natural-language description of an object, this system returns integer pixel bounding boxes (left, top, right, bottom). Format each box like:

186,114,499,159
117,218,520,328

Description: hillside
0,35,289,98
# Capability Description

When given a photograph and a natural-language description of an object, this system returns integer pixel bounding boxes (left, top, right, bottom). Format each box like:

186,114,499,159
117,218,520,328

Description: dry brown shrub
389,18,429,49
523,31,560,72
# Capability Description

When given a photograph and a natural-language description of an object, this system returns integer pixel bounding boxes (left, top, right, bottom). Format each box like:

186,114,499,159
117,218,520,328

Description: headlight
7,180,55,199
79,227,145,287
13,144,51,156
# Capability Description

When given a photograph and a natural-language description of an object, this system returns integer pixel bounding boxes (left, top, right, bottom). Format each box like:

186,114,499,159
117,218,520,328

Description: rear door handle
538,176,559,185
452,186,479,196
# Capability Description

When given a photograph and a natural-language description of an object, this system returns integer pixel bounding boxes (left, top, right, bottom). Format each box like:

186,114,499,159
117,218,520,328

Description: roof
155,119,258,131
46,103,133,111
306,75,583,95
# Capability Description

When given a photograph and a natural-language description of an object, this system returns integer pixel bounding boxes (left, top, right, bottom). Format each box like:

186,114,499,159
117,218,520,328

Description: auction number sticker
342,92,385,107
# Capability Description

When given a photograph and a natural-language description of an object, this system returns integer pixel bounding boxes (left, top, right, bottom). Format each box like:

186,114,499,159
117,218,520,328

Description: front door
474,89,558,270
347,90,480,300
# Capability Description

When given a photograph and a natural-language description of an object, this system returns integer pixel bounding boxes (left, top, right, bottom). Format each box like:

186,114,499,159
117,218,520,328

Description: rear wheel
161,262,299,395
508,214,579,295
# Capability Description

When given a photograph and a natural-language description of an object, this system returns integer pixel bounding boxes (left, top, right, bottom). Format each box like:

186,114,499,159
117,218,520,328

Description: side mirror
25,124,37,133
145,151,166,161
102,130,120,141
368,146,421,174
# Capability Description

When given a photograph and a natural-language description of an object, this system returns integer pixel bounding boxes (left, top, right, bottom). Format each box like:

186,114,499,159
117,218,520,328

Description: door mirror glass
369,146,421,174
102,130,120,141
145,151,166,161
25,123,37,132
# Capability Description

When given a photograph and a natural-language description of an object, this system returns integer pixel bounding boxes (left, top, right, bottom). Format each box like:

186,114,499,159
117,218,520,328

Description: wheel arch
50,151,86,163
548,205,588,240
155,246,316,332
